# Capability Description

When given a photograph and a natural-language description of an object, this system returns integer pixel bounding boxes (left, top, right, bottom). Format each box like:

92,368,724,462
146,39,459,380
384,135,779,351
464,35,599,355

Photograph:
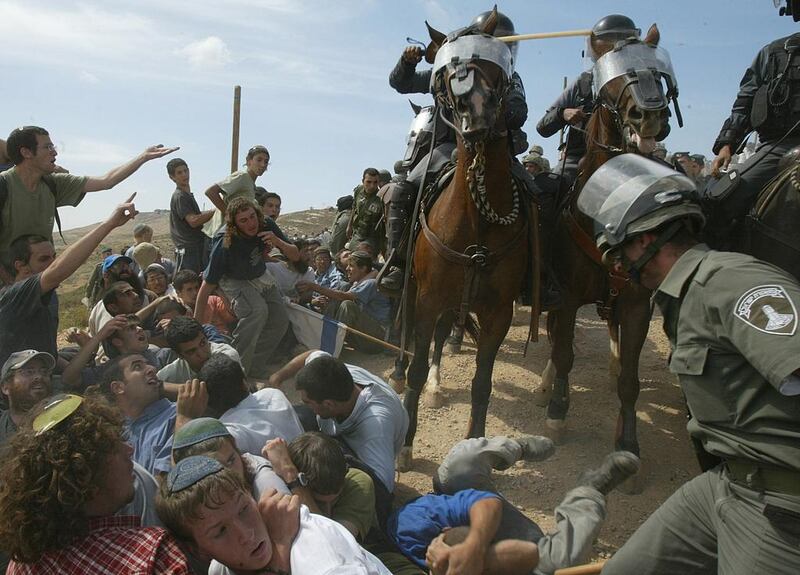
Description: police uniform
711,33,800,226
348,186,384,251
604,244,800,574
536,71,594,186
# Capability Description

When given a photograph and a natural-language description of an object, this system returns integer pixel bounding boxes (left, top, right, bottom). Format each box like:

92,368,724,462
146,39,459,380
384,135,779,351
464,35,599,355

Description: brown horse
539,26,674,458
397,11,532,469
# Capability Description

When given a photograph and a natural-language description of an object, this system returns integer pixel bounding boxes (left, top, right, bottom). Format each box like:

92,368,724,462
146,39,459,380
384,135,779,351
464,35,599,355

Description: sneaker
577,451,641,495
379,267,404,293
517,436,556,462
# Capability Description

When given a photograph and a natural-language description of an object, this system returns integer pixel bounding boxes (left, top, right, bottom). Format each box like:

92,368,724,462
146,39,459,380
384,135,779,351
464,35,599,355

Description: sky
3,0,798,230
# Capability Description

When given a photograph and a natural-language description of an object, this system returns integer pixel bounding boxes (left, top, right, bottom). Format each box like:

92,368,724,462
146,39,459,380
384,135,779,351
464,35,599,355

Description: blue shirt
127,398,176,475
349,279,392,326
387,489,500,568
315,263,343,290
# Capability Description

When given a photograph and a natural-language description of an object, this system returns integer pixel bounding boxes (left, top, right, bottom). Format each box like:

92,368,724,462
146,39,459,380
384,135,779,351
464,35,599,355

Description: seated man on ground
0,394,191,574
171,416,290,498
311,247,344,311
0,350,54,449
388,436,639,575
88,254,158,335
195,198,293,380
156,456,392,575
194,354,303,456
268,350,408,493
97,353,176,474
144,263,176,297
62,314,170,392
173,269,236,336
151,298,229,346
265,238,315,303
298,251,392,353
158,316,240,386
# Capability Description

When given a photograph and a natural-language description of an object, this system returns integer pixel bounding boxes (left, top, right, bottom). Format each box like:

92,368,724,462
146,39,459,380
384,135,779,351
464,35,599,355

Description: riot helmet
577,154,704,277
471,10,518,63
588,14,641,62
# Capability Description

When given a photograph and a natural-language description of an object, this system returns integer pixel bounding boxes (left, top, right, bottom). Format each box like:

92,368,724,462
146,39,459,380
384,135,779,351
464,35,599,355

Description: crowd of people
1,2,800,574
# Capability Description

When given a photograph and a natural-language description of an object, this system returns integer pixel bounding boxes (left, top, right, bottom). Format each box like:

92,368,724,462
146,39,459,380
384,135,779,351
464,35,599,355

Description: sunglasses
32,394,84,436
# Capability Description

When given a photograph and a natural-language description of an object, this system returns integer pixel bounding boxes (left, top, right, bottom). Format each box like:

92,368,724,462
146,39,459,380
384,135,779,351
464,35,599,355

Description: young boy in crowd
173,269,236,336
156,456,392,574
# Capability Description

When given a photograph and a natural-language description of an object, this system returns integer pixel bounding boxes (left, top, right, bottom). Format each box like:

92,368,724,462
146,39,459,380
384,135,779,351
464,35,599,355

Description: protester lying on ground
61,314,170,393
171,416,290,498
266,237,315,303
195,198,290,379
0,197,138,376
268,349,408,492
151,298,229,347
96,353,177,474
265,432,425,574
0,350,54,450
190,354,303,456
388,436,640,575
0,394,191,574
158,316,239,387
156,456,392,574
174,269,236,336
298,250,392,353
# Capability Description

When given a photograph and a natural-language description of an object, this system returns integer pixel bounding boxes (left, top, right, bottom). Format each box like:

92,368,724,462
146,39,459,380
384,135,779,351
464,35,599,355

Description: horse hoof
534,384,552,407
390,375,406,394
545,418,567,444
617,470,644,495
424,389,444,409
397,447,413,472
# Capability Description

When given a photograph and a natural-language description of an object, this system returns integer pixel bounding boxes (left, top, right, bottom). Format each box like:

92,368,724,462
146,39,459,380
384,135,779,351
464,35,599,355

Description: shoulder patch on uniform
733,284,797,336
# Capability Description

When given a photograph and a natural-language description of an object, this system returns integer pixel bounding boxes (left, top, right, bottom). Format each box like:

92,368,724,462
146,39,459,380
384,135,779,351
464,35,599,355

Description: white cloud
178,36,232,69
79,70,100,84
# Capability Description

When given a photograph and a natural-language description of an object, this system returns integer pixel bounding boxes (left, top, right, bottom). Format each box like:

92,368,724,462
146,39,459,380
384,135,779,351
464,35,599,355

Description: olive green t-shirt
331,467,378,541
203,170,256,237
0,167,87,259
655,244,800,472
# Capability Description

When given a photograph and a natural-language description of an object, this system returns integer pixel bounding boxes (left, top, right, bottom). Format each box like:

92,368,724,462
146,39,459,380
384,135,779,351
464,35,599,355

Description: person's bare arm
194,280,217,324
204,184,227,213
266,350,314,388
296,281,356,302
84,145,179,192
135,294,171,323
262,438,322,514
259,231,300,262
62,315,128,391
40,195,138,293
175,379,208,432
184,210,215,228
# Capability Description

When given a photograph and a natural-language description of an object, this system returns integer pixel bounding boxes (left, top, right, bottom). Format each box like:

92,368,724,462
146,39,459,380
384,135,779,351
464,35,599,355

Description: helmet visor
577,154,697,248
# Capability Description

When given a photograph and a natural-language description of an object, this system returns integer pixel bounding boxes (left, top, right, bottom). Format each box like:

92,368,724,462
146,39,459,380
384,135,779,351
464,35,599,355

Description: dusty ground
293,304,698,561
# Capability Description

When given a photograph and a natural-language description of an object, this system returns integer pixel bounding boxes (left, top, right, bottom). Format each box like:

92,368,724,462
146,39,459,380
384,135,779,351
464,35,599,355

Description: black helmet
589,14,640,61
471,10,517,62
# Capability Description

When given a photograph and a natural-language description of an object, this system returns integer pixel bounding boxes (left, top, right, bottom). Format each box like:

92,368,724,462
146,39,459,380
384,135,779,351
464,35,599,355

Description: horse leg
398,312,437,472
466,304,512,439
608,320,621,392
545,303,579,442
615,293,651,457
390,355,408,394
425,311,455,409
445,324,464,354
535,313,556,407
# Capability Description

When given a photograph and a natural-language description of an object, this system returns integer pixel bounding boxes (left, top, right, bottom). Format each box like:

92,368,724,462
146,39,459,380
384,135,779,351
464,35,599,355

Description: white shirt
221,389,304,456
265,262,315,298
157,342,240,383
209,505,391,575
307,351,409,491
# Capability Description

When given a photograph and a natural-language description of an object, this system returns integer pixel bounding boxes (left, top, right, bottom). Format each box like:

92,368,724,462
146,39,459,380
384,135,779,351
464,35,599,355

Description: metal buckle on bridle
465,244,489,268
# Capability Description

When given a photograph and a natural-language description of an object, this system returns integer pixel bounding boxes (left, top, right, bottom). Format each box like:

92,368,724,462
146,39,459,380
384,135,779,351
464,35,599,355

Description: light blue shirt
349,279,392,327
127,398,176,475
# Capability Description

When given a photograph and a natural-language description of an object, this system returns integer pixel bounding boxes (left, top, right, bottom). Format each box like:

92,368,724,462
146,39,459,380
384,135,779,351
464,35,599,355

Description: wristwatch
286,471,308,491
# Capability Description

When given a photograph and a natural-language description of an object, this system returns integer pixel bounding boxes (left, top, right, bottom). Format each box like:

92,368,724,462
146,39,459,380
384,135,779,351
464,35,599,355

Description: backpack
0,172,66,243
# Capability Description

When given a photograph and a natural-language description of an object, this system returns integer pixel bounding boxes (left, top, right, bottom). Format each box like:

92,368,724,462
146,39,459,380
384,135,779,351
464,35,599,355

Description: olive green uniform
605,244,800,574
348,185,384,251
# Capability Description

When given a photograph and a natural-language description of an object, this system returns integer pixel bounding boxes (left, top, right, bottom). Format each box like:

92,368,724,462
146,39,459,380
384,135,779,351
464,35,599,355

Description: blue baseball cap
102,255,132,274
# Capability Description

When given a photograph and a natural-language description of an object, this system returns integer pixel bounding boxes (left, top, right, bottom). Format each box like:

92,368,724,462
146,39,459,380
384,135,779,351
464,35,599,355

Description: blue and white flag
284,301,347,357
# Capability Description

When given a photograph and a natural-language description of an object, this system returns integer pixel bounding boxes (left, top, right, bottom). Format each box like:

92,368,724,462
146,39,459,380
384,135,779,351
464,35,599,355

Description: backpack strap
41,175,66,244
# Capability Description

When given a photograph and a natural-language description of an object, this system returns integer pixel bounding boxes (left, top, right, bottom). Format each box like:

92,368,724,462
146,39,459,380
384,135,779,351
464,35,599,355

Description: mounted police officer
536,14,642,188
579,154,800,575
708,3,800,248
383,10,562,306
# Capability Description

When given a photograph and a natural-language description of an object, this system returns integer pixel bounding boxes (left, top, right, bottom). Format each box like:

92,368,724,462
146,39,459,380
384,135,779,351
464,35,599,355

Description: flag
285,301,347,357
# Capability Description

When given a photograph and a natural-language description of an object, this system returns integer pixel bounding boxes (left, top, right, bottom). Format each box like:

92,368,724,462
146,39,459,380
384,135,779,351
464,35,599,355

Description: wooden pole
231,85,241,173
554,560,606,575
497,29,591,43
343,324,414,358
558,76,568,149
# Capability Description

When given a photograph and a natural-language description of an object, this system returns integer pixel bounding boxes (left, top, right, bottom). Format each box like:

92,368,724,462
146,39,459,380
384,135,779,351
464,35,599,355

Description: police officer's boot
378,183,413,295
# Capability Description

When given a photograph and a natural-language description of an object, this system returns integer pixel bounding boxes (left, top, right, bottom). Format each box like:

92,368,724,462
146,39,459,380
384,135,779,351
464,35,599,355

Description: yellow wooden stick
497,29,591,43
